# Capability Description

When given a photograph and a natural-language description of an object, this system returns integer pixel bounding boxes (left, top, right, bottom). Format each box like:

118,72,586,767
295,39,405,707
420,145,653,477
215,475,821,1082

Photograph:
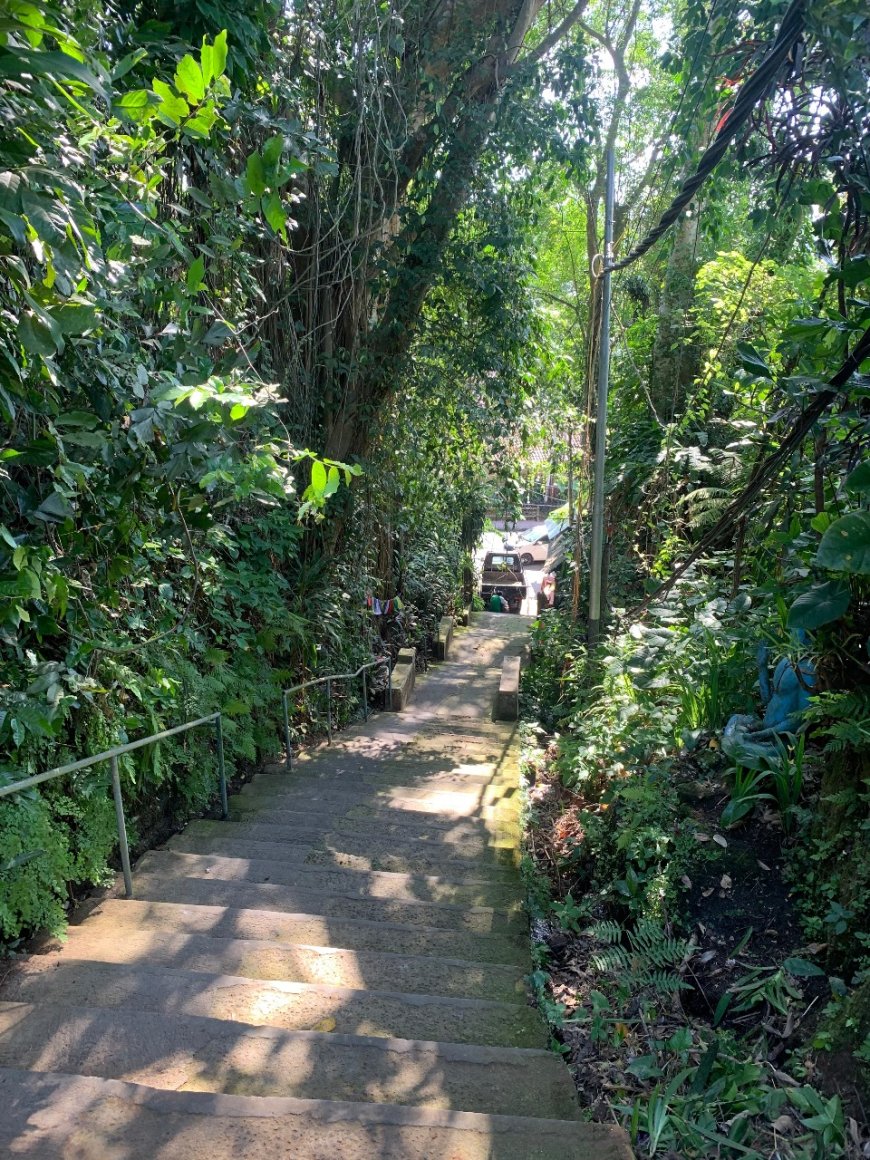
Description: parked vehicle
480,552,527,613
514,517,568,566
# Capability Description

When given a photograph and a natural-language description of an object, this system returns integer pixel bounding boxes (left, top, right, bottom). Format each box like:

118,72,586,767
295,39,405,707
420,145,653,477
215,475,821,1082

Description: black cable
621,0,725,259
608,0,805,273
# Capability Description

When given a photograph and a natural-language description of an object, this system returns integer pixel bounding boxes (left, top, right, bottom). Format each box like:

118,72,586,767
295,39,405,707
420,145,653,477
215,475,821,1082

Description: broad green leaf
0,206,26,243
200,39,214,86
261,191,286,235
175,54,204,103
19,312,58,356
263,135,283,168
323,465,340,497
0,568,40,599
783,957,826,978
152,78,189,127
212,30,228,78
183,106,217,138
845,461,870,496
229,403,247,420
112,88,155,122
0,48,107,99
720,798,756,828
311,459,327,496
110,48,147,81
52,303,96,334
186,256,206,292
246,152,266,197
810,511,832,534
816,511,870,574
839,256,870,289
735,342,772,379
787,581,850,630
34,492,73,523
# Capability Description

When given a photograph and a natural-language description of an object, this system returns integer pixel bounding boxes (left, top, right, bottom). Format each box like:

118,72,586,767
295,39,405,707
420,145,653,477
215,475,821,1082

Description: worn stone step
0,1068,632,1160
59,927,526,1000
157,844,518,908
175,821,518,881
0,961,544,1047
267,768,518,798
235,780,522,821
284,763,515,790
229,795,511,832
0,1003,568,1114
129,863,523,934
68,899,528,964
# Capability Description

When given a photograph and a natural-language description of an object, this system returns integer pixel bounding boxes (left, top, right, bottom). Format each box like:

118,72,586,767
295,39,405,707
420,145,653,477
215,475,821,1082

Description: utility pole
587,147,615,649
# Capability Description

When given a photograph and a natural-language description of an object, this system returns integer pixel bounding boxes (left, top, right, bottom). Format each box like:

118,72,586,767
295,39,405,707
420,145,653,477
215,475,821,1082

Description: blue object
722,635,815,768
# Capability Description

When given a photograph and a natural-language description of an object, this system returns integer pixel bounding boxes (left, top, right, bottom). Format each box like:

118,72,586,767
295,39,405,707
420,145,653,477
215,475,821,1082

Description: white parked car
514,518,568,566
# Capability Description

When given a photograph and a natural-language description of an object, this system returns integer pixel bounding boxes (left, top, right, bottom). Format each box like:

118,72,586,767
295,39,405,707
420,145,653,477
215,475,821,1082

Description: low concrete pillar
435,615,453,661
494,655,521,721
389,647,416,710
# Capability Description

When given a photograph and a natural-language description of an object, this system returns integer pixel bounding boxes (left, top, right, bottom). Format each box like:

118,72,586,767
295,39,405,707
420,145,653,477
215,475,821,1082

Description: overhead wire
607,0,806,273
618,0,726,260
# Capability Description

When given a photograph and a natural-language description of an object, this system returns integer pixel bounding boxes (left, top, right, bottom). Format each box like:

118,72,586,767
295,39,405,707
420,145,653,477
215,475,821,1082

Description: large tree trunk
312,0,590,465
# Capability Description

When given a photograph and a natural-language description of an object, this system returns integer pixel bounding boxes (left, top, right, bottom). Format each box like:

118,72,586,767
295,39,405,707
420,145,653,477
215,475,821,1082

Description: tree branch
519,0,591,68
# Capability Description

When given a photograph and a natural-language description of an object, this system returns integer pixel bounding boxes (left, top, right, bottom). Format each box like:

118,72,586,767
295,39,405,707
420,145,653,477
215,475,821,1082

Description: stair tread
66,898,528,964
152,845,518,904
0,1067,633,1159
58,927,526,999
126,869,526,935
0,956,545,1046
0,1004,571,1116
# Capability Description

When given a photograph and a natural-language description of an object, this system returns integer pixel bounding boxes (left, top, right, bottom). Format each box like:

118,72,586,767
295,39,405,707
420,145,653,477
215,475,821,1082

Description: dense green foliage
0,0,566,941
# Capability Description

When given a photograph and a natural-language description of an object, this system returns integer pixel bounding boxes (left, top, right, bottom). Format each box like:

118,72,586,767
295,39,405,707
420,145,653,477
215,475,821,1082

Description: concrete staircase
0,613,631,1159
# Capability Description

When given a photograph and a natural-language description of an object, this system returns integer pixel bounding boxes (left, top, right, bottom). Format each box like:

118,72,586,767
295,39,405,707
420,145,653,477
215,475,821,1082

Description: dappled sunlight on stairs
0,613,631,1159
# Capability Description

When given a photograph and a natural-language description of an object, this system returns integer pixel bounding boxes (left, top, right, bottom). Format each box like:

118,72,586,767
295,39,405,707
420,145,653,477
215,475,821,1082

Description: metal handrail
282,655,392,771
0,712,227,899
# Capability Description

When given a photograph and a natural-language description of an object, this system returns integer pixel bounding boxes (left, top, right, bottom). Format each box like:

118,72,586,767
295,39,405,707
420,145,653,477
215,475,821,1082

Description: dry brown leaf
312,1017,337,1033
758,860,772,871
720,874,732,889
681,875,693,888
712,834,728,847
772,1114,795,1134
694,832,710,843
702,887,714,897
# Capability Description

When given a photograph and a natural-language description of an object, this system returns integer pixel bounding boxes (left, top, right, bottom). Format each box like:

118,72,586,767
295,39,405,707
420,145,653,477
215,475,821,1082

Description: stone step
129,864,524,934
59,927,526,1000
284,763,514,788
228,796,514,838
0,961,544,1047
0,1068,632,1160
235,779,522,819
156,844,518,908
69,899,528,964
174,822,519,880
0,1003,568,1115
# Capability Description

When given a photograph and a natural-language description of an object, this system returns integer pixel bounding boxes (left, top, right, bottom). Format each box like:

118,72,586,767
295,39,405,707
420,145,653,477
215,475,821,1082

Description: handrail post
387,656,394,710
283,690,292,773
110,755,134,899
215,714,227,819
361,669,368,721
326,678,333,744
